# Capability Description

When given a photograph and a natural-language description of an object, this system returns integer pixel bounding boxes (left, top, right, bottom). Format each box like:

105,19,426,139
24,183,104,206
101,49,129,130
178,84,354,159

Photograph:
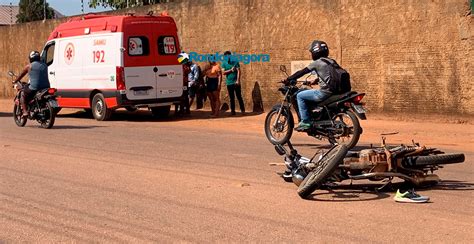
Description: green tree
88,0,170,10
16,0,55,23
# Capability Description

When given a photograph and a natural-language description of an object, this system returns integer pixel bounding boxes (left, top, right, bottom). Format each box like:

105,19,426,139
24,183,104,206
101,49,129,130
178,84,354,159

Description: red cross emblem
64,43,75,65
66,48,73,60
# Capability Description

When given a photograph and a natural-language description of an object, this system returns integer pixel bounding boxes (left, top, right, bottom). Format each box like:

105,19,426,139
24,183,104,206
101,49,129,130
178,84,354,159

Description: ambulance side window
158,36,177,55
128,36,149,56
43,42,55,66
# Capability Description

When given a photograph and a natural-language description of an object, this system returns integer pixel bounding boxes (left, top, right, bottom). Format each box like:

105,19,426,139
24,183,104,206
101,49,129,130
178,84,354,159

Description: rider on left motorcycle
282,40,334,131
12,51,50,117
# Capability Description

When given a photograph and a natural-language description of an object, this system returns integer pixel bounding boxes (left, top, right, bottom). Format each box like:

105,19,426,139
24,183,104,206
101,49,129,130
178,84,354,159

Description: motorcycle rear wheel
297,144,348,199
329,110,361,149
410,153,465,166
264,107,294,145
13,103,27,127
39,102,55,129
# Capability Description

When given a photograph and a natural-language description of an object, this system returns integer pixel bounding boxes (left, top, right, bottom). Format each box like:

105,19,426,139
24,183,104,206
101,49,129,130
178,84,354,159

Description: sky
0,0,112,16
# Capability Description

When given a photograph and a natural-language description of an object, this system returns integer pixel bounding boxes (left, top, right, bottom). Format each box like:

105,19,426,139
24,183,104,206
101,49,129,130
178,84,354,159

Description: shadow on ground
0,112,12,117
424,180,474,192
306,183,392,202
57,109,262,122
52,125,105,130
304,179,474,202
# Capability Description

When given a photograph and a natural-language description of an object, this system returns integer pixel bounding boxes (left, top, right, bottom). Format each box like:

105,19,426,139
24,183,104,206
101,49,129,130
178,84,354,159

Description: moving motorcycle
264,65,367,149
274,135,466,199
9,71,58,129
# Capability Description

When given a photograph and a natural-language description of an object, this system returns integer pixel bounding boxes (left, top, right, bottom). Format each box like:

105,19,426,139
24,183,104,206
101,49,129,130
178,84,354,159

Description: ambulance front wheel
92,93,112,121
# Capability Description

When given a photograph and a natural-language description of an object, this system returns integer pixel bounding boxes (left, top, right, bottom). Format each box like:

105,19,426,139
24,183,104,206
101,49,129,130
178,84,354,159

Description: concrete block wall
0,0,472,116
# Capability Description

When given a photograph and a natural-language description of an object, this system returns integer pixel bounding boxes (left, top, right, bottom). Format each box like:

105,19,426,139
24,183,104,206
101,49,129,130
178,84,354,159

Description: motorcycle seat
319,91,357,106
34,89,49,100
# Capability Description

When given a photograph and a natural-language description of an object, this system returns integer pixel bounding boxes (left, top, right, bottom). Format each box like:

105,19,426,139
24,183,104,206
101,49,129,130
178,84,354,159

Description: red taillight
48,88,57,94
116,66,125,91
353,94,365,104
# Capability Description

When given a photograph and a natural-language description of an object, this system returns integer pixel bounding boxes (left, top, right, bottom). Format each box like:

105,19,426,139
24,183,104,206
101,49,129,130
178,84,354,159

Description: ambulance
40,13,184,121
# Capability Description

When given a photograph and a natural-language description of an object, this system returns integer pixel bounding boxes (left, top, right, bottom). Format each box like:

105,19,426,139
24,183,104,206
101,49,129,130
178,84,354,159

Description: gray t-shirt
306,58,334,92
29,61,50,90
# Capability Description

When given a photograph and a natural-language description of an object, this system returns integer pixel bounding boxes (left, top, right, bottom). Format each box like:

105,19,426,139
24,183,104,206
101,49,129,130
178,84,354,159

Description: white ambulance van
40,13,184,120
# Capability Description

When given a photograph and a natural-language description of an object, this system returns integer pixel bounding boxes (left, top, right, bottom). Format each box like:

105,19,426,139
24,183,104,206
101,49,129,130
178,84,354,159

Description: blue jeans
296,89,331,123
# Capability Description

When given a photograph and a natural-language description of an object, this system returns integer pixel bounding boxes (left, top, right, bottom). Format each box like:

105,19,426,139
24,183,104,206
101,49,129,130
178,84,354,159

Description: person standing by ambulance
178,52,200,114
176,62,191,115
204,59,222,117
221,51,245,115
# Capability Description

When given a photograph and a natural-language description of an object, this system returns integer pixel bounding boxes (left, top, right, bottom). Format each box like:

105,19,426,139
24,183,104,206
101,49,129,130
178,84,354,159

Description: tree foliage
88,0,170,10
16,0,55,23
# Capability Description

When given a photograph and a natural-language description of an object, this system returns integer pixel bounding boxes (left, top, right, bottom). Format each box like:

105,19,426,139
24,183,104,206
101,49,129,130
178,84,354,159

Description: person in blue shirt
221,51,245,115
13,51,50,117
178,52,200,113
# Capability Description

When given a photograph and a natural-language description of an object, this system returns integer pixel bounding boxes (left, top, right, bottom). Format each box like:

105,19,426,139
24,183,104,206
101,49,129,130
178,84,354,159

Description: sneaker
393,189,430,203
295,121,311,131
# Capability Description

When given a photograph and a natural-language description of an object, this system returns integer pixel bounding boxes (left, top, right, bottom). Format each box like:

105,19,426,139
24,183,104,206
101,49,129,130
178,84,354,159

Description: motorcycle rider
283,40,334,131
12,51,50,117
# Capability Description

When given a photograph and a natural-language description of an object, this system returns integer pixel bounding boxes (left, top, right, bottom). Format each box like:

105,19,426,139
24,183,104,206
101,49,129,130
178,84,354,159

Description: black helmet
29,51,40,63
308,40,329,60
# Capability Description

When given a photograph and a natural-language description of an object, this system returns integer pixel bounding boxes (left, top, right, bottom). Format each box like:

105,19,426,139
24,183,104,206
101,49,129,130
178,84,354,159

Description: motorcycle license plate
353,104,366,114
49,100,58,108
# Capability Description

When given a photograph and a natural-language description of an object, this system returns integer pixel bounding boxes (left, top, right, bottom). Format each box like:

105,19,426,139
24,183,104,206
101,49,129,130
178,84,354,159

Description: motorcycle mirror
8,71,15,77
279,65,287,73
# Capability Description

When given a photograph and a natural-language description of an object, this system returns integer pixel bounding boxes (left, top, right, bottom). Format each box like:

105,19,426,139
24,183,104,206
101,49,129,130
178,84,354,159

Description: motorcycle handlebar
12,81,25,90
278,80,305,86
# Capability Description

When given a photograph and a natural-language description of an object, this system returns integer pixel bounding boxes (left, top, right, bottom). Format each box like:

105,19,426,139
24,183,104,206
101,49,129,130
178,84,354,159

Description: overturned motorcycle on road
274,134,466,199
8,71,58,129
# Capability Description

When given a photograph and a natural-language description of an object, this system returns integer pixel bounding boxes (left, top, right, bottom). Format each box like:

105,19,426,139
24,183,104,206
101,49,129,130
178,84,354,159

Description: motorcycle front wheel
264,106,294,145
13,103,27,127
38,101,55,129
329,110,361,149
297,144,348,199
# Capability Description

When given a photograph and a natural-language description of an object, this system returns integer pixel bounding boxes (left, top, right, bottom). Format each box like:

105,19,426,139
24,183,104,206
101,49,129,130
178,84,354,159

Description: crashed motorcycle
264,65,367,149
274,135,466,199
9,71,58,129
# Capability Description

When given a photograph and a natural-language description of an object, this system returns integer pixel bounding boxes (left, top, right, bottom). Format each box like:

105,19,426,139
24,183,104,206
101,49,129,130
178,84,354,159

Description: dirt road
0,105,473,242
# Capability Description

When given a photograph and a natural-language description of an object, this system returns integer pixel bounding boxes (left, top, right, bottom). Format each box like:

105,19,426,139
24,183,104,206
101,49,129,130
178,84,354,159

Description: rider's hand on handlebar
281,79,296,85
